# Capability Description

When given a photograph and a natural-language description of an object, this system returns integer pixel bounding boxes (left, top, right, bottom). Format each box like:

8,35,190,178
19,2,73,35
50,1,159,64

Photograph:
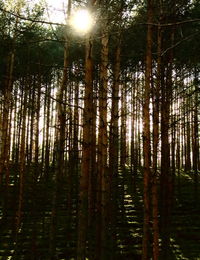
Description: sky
43,0,66,23
4,0,93,32
5,0,90,26
6,0,66,23
41,0,94,33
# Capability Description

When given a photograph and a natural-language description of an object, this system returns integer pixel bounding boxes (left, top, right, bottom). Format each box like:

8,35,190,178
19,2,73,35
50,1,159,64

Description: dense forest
0,0,200,259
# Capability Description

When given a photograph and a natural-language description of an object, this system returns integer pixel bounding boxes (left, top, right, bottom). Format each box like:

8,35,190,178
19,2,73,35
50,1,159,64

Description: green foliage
173,1,200,67
15,27,64,81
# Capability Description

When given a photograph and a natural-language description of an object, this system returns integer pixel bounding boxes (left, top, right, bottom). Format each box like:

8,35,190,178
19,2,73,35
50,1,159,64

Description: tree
96,7,109,258
77,2,96,258
142,0,153,259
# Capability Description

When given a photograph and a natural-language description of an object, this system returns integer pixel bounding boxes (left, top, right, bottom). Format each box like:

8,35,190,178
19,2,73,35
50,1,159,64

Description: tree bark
15,81,28,234
142,1,153,259
0,51,15,186
160,27,174,259
96,24,109,259
152,22,162,260
77,35,94,260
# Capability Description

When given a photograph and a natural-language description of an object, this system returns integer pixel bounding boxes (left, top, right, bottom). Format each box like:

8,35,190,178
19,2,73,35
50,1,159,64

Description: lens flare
70,9,94,34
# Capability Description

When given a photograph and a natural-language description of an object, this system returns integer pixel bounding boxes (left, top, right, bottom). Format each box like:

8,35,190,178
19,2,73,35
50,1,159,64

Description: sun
70,9,94,34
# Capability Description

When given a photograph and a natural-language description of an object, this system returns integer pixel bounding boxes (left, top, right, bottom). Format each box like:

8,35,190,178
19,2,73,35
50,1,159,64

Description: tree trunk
109,36,121,259
34,76,41,179
77,35,94,260
0,51,15,185
44,84,51,179
142,1,153,259
120,78,127,169
193,70,199,196
109,39,121,175
15,81,27,234
160,27,174,259
97,25,109,259
152,23,162,260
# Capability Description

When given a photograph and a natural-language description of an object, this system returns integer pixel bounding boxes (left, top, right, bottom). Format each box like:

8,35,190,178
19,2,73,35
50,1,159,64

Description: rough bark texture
77,36,93,260
97,26,109,259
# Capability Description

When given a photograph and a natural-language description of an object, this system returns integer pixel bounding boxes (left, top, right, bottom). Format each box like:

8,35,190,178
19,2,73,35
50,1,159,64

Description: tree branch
161,31,199,56
0,7,64,26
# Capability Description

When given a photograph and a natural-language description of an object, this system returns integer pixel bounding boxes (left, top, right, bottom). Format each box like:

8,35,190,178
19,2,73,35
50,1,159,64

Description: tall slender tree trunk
0,51,15,186
151,22,162,260
120,78,127,169
109,38,121,175
44,84,51,179
73,79,79,171
193,70,199,196
96,24,109,259
160,66,171,260
160,27,174,259
11,87,18,165
109,37,121,259
77,34,94,260
34,76,41,179
56,48,67,179
142,1,153,259
15,81,28,234
186,98,191,172
29,87,35,166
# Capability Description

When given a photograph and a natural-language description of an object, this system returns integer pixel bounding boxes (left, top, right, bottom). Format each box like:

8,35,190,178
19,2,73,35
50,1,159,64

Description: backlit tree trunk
77,34,94,260
34,75,41,178
109,38,121,175
152,22,162,260
16,80,28,234
0,51,15,186
142,0,153,259
193,70,199,196
120,78,127,169
97,23,109,259
109,36,121,258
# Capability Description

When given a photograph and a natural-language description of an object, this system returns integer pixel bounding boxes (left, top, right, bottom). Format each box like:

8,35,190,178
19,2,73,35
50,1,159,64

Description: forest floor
0,168,200,259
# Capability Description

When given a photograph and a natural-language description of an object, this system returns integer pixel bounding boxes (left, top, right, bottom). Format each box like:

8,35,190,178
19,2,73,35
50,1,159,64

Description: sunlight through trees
0,0,200,259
